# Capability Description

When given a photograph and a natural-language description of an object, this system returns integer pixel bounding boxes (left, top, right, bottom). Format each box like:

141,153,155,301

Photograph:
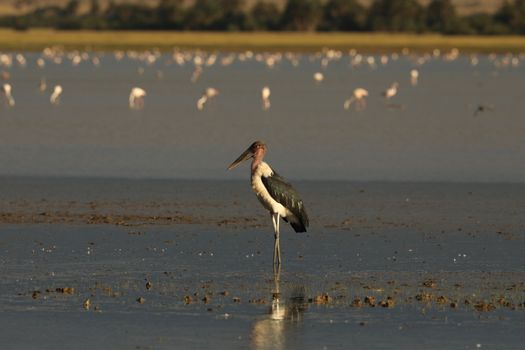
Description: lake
0,50,523,181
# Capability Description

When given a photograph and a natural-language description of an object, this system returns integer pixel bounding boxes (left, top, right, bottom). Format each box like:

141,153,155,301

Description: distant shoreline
0,29,524,53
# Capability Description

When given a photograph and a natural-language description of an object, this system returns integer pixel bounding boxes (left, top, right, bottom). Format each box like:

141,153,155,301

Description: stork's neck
251,148,266,172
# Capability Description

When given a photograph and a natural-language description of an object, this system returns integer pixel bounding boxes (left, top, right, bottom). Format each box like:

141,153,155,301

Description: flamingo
344,88,369,111
2,83,15,107
261,86,271,110
191,66,203,83
39,77,47,92
197,87,219,111
410,69,419,86
129,87,147,109
50,85,63,105
383,82,399,99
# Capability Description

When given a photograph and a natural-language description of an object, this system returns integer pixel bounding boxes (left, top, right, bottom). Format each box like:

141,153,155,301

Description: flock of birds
132,63,411,112
0,47,523,269
0,47,522,115
2,80,62,107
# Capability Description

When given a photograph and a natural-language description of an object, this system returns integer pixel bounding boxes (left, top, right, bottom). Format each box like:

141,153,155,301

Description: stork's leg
272,213,281,268
272,213,281,270
273,266,281,298
276,214,281,265
271,213,277,267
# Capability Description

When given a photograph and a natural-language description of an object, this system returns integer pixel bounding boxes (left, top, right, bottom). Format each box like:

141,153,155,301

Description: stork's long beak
228,147,253,170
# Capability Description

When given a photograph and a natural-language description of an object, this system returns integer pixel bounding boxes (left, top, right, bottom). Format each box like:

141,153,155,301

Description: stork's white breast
251,162,291,218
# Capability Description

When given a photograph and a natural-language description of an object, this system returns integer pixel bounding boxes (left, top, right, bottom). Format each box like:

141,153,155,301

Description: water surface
0,178,524,349
0,52,523,181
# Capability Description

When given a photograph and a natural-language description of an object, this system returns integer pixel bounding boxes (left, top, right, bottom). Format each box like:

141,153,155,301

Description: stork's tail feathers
283,216,308,233
290,221,307,233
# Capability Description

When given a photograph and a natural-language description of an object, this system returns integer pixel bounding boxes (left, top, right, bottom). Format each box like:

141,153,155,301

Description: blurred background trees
1,0,525,35
281,0,322,31
157,0,185,29
495,0,525,34
319,0,365,31
426,0,459,33
249,1,281,31
367,0,425,32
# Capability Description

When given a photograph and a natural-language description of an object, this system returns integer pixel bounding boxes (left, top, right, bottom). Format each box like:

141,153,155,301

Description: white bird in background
191,65,203,83
205,54,217,67
383,82,399,99
36,57,45,68
206,87,219,98
197,87,219,111
344,88,369,111
50,85,63,105
321,57,329,69
1,70,10,81
261,86,271,110
16,54,26,67
410,69,419,86
39,77,47,92
129,87,147,109
71,54,82,66
2,83,15,107
92,56,101,67
313,72,324,83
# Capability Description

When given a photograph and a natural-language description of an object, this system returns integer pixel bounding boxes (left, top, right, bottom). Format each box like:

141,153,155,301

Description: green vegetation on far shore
0,29,524,53
3,0,525,36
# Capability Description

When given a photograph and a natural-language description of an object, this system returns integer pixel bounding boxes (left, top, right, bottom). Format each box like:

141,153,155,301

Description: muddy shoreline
1,179,524,349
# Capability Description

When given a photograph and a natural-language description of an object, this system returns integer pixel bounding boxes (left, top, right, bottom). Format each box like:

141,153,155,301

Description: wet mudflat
0,178,524,349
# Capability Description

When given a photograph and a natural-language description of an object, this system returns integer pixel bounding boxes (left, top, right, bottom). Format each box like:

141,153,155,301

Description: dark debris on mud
18,277,525,314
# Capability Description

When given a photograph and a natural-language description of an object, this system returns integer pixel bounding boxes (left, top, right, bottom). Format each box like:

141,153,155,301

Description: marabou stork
228,141,309,270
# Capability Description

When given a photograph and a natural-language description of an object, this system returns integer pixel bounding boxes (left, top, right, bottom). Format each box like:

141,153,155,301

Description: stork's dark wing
262,171,309,232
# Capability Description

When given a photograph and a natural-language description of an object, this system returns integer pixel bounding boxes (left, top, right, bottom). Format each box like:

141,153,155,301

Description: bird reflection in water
250,271,308,350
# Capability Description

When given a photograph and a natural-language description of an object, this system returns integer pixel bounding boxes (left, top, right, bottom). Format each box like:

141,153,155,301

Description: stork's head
228,141,266,170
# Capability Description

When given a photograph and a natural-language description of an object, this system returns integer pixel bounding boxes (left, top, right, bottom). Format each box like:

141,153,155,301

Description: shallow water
0,51,524,181
0,178,524,349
